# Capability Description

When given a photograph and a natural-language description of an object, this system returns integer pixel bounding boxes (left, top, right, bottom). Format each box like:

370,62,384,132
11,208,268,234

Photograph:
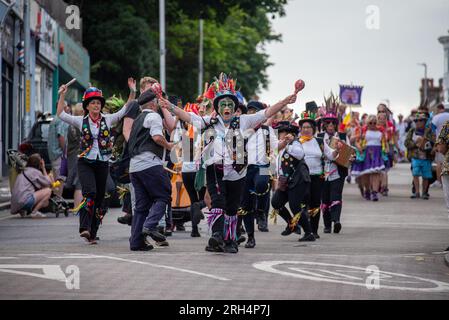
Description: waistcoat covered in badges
280,143,300,178
79,115,113,158
225,117,248,174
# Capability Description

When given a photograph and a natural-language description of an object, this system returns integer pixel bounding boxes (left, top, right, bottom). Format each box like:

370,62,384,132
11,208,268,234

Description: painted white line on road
0,257,17,259
18,254,48,257
47,254,230,281
0,265,67,282
253,261,449,293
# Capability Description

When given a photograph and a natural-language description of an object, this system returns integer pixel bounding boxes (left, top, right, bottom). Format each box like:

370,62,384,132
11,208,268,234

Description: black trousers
321,177,345,229
182,172,206,228
77,158,109,239
308,175,324,234
271,179,312,234
206,165,245,235
240,165,271,235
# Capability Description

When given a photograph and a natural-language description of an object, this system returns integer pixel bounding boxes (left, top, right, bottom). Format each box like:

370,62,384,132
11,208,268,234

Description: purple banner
339,85,363,106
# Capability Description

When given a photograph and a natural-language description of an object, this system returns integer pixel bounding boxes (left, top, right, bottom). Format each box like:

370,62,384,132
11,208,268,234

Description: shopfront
58,26,90,107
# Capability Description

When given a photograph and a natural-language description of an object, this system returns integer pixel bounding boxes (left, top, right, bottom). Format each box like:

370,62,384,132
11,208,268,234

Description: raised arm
57,85,68,116
159,97,193,124
265,94,297,119
127,78,137,104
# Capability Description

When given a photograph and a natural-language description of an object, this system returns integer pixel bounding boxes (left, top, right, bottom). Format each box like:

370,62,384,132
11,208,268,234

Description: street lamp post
159,0,166,91
198,19,204,97
418,63,428,105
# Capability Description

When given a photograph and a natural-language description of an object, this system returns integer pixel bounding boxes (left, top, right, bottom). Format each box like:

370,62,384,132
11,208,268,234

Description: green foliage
66,0,287,102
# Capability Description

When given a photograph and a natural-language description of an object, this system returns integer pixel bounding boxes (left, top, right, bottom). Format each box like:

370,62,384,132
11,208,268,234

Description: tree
66,0,288,102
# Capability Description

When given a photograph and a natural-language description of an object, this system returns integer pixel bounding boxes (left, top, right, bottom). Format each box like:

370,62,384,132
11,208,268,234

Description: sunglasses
368,122,377,125
414,119,426,123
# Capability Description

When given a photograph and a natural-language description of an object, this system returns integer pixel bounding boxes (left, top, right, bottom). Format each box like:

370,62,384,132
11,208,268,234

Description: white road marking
0,265,67,282
0,257,17,260
253,261,449,293
47,254,230,281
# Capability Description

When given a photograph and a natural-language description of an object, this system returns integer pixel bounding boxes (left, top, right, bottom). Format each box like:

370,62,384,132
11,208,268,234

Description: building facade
0,0,89,177
439,32,449,105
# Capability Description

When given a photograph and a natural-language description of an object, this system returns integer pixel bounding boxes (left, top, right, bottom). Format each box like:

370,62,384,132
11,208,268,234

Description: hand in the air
128,78,137,92
58,85,68,95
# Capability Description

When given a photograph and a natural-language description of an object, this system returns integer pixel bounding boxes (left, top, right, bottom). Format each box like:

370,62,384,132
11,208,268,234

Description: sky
258,0,449,118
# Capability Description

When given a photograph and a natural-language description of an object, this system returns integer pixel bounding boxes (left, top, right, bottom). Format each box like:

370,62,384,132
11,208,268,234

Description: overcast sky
258,0,449,118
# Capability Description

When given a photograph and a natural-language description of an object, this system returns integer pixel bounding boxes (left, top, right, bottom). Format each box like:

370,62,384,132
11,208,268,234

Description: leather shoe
117,214,132,226
131,244,154,251
298,233,316,242
142,228,167,242
245,237,256,249
334,222,342,234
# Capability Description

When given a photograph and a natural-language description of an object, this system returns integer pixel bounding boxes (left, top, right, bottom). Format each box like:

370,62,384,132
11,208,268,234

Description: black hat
247,101,265,112
137,90,157,106
82,87,105,111
274,121,299,135
237,103,248,114
305,101,318,113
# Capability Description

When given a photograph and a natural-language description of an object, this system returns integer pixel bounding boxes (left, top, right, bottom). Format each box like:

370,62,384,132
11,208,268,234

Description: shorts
435,152,444,165
21,195,35,213
411,158,433,179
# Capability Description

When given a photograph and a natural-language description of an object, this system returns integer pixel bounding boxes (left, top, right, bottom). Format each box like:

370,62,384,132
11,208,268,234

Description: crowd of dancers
51,73,412,252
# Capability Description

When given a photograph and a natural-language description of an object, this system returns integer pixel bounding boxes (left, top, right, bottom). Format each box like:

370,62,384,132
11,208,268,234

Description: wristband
169,104,176,113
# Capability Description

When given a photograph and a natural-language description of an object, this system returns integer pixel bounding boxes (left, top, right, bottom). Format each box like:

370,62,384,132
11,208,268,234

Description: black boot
224,240,238,253
245,234,256,248
117,213,132,226
281,225,293,236
191,225,201,237
299,233,316,242
333,222,342,234
206,232,224,252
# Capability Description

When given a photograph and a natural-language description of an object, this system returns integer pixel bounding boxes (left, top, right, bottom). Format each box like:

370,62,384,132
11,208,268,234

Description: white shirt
322,132,343,181
365,130,382,146
246,125,279,166
173,121,201,173
432,112,449,137
129,110,165,173
190,110,267,181
276,141,305,176
59,105,128,162
301,138,323,175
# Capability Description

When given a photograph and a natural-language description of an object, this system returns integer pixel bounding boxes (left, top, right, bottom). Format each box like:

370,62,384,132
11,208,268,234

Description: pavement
0,163,449,300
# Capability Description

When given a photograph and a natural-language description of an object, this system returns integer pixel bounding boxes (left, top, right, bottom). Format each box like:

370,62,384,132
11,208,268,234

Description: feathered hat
212,73,240,112
82,87,105,111
318,92,340,123
184,102,199,115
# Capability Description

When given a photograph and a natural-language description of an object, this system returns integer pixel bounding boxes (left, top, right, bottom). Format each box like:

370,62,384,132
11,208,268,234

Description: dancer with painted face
159,73,301,253
317,94,351,234
238,101,278,248
271,121,315,242
57,85,130,244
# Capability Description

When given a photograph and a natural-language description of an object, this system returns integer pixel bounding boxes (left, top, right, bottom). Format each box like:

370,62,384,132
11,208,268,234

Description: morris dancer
317,94,352,234
57,85,129,244
297,110,326,238
159,73,300,253
238,101,278,248
271,121,315,242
